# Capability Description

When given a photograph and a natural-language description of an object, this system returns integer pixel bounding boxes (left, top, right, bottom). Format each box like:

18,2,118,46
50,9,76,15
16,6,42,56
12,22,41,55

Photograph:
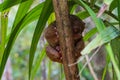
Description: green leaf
31,48,46,80
83,27,97,41
20,3,44,28
117,0,120,28
29,0,53,79
75,2,120,77
47,12,55,24
106,44,120,80
6,2,44,45
0,10,8,64
0,17,25,79
81,26,120,55
0,2,44,79
109,0,118,11
0,0,28,11
12,0,33,30
78,63,94,80
68,0,76,12
75,0,106,32
100,27,120,43
77,10,90,19
111,37,120,69
76,9,98,20
82,34,102,55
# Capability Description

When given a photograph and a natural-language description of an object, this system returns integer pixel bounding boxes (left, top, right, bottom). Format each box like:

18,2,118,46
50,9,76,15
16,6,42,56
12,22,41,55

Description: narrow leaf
109,0,118,11
83,28,97,41
76,0,106,32
31,48,46,80
12,0,33,30
0,17,25,79
76,10,90,19
20,3,44,28
0,0,28,11
0,2,44,79
105,44,120,80
111,37,120,69
29,0,53,79
76,9,98,19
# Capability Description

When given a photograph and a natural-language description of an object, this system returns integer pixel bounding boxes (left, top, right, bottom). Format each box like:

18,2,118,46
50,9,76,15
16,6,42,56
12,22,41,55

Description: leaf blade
0,0,28,11
29,0,53,79
12,0,33,30
0,2,44,79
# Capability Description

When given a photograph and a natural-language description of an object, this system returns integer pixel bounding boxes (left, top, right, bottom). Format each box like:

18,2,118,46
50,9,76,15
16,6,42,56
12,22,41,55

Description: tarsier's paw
46,45,62,63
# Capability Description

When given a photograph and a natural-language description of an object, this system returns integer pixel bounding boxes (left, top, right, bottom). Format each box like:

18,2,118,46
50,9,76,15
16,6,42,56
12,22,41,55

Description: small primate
44,15,85,63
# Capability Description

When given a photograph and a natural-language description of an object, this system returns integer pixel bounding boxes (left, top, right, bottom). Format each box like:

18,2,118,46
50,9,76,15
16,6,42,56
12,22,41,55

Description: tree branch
52,0,80,80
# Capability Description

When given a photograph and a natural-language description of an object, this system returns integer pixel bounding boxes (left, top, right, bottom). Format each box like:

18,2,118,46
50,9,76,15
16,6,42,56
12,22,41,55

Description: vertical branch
52,0,80,80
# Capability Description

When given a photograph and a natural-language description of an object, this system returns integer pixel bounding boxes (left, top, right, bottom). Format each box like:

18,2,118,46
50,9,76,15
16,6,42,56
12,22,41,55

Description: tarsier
44,15,85,63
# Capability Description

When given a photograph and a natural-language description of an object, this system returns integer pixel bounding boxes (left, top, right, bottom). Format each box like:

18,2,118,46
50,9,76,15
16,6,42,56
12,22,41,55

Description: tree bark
52,0,80,80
